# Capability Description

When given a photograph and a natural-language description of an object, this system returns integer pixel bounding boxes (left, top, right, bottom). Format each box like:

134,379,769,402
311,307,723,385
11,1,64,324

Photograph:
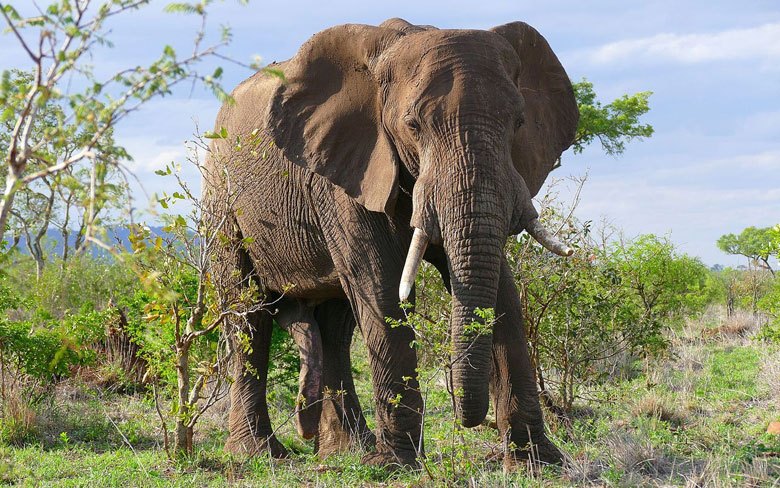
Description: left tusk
526,218,574,257
399,228,429,302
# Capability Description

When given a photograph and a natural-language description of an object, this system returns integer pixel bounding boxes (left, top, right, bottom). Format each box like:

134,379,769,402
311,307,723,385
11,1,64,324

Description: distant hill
6,227,167,257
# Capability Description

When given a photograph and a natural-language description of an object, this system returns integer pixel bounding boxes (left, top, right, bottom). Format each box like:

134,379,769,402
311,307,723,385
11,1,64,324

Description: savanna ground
3,306,778,487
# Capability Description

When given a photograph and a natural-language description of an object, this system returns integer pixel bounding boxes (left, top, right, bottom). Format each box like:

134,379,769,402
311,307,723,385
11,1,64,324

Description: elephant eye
404,115,421,135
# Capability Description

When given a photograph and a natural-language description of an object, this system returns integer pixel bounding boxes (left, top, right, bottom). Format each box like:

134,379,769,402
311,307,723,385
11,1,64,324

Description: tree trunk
0,173,19,246
175,341,192,454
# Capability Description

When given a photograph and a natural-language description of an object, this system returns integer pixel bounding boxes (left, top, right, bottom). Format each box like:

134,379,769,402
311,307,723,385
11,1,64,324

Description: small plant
386,302,496,482
127,134,274,457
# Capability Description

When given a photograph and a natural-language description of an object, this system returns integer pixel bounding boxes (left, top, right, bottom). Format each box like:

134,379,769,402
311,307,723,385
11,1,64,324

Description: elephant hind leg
225,309,288,458
274,299,324,440
313,299,375,457
213,214,287,458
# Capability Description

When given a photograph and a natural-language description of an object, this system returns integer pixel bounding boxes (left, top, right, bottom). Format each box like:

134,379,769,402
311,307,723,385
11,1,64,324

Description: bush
757,275,780,342
508,182,710,413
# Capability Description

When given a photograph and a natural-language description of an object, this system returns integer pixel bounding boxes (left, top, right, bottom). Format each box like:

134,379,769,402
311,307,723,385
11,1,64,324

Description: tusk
526,218,574,257
399,228,429,302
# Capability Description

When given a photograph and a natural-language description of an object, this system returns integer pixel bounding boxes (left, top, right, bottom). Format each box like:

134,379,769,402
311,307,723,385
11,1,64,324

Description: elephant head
266,18,578,427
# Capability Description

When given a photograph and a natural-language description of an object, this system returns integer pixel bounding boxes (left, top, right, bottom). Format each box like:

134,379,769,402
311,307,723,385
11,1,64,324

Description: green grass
696,345,760,400
1,308,779,486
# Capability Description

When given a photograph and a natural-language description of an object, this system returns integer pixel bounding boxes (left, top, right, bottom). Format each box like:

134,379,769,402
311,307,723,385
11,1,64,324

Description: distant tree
717,226,777,275
758,226,780,340
713,267,742,318
766,224,780,259
569,79,654,158
0,70,128,277
0,0,247,246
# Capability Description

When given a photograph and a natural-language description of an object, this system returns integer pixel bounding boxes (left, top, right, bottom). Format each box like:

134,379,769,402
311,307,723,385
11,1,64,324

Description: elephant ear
490,22,579,198
269,24,404,214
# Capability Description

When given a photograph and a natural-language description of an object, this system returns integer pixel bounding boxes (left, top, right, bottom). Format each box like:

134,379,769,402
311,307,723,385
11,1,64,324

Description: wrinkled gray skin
206,18,578,467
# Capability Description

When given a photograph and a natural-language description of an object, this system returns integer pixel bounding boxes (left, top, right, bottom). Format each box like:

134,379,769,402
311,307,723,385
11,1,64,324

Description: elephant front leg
491,260,563,467
333,263,423,467
225,311,288,458
353,293,423,468
324,196,423,468
314,299,376,457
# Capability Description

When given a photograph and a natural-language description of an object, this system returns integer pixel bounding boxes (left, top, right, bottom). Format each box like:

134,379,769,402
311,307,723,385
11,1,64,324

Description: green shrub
758,275,780,342
508,200,709,412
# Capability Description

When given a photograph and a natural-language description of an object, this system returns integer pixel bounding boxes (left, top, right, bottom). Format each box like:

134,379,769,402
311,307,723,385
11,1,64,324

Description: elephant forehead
381,32,522,114
388,29,519,75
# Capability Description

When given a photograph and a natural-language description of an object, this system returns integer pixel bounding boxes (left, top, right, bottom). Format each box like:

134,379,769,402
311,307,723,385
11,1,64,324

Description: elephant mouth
399,219,572,302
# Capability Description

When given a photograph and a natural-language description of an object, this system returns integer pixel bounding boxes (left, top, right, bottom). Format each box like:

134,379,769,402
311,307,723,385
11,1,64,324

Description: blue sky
2,0,778,266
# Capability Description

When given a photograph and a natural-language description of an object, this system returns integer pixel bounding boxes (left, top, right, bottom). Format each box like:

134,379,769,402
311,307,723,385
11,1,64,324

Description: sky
1,0,778,267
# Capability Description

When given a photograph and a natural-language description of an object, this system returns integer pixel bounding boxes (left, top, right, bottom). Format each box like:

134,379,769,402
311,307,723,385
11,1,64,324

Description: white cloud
651,150,780,180
126,147,185,174
546,143,780,267
588,22,780,65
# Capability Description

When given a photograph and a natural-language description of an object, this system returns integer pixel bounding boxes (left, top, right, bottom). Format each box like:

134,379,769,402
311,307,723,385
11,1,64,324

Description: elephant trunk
443,212,504,427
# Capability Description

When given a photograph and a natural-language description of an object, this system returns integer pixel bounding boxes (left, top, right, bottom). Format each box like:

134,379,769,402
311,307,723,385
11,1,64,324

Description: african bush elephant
205,17,578,467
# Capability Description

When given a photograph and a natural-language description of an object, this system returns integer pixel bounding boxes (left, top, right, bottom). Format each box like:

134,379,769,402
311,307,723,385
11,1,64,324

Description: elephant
204,17,578,468
271,297,375,453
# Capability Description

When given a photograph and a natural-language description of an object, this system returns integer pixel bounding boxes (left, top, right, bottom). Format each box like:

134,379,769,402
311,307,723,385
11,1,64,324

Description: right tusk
399,228,429,302
526,218,574,257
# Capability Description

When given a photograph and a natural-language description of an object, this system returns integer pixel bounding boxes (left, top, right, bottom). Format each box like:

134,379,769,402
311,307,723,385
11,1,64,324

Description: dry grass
757,347,780,404
563,452,609,486
715,310,759,338
677,306,762,344
607,432,674,478
631,393,687,428
683,456,777,488
0,393,38,444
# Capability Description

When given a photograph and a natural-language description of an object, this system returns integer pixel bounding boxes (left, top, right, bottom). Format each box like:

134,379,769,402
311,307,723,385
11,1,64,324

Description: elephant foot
503,435,564,471
316,427,377,458
360,450,419,472
224,433,289,459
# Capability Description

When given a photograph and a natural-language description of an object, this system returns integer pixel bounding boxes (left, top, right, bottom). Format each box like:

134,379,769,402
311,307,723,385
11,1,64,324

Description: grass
1,306,779,486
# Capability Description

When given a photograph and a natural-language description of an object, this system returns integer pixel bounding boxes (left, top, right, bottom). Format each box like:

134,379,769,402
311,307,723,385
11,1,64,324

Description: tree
127,135,275,456
1,70,128,277
757,227,780,341
504,175,708,414
0,0,246,246
611,234,709,327
570,79,654,158
717,226,777,275
508,200,644,414
767,224,780,256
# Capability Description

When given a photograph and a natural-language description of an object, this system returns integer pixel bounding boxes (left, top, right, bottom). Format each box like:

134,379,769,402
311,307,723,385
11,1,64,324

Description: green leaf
2,5,21,21
163,3,199,14
261,67,286,82
203,127,228,139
